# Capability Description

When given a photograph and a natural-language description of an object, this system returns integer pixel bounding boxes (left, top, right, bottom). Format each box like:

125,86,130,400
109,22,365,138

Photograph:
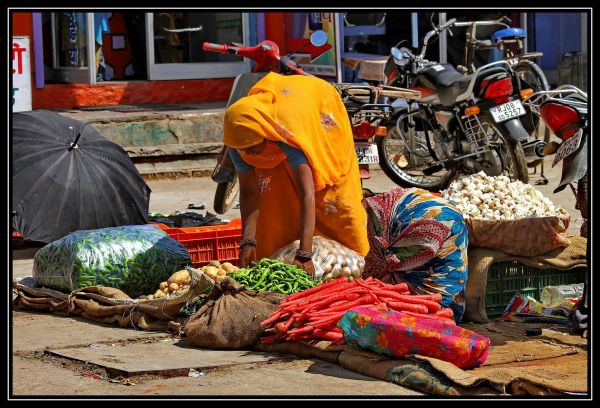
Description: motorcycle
205,31,328,214
333,83,421,181
379,18,534,190
524,85,588,236
523,84,588,336
449,15,551,174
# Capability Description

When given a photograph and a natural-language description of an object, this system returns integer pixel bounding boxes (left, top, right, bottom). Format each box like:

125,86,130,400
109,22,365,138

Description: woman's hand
239,245,257,268
293,256,316,278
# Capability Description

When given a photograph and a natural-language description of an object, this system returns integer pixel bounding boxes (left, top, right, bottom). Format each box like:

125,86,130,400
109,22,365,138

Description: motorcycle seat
420,64,473,106
421,63,472,88
492,27,526,42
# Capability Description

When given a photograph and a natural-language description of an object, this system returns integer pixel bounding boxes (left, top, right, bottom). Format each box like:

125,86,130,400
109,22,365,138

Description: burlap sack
464,237,588,323
184,277,286,350
415,321,587,395
466,213,571,257
256,340,344,365
13,267,211,331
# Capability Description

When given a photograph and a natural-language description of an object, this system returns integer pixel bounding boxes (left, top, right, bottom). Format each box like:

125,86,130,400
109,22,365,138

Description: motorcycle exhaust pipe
521,140,547,158
423,162,445,176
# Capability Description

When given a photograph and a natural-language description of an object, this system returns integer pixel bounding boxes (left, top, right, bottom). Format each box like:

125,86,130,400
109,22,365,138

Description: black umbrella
12,110,152,243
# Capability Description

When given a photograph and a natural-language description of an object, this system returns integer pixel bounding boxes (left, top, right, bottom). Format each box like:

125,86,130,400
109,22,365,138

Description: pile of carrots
260,276,455,345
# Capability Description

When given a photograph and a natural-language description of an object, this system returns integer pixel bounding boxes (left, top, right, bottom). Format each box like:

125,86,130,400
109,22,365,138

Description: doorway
101,12,147,81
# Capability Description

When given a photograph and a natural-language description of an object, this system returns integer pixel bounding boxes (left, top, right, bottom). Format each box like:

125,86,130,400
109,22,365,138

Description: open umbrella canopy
12,110,151,243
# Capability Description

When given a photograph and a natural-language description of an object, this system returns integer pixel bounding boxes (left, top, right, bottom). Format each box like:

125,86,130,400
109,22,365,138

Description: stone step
56,103,227,178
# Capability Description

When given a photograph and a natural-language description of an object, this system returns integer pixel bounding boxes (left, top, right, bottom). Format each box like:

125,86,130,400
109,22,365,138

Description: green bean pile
230,258,320,294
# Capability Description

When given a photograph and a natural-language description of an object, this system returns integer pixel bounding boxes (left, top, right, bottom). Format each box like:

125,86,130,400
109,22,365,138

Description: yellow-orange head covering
223,72,355,191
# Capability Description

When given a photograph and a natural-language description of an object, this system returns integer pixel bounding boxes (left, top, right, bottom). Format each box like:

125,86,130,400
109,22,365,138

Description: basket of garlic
441,172,571,256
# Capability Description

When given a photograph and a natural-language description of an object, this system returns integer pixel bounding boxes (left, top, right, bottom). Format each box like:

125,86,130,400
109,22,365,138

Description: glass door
147,12,250,80
51,12,95,83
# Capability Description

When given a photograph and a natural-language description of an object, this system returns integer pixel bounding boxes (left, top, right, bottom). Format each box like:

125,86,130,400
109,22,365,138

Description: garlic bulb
441,171,566,220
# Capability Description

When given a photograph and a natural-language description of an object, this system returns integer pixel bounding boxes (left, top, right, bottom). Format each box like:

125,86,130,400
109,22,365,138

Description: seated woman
223,72,369,275
362,188,469,323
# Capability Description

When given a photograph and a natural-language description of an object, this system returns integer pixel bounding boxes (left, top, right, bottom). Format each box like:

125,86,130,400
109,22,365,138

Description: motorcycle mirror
310,30,328,47
391,47,403,60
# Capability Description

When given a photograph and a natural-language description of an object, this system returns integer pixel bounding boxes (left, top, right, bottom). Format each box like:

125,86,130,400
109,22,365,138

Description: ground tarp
258,321,587,396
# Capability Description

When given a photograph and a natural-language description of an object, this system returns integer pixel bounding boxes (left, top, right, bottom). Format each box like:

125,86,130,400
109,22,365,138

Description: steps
57,102,227,178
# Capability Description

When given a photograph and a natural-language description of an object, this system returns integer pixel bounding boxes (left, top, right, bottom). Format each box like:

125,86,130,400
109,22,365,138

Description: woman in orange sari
223,72,369,276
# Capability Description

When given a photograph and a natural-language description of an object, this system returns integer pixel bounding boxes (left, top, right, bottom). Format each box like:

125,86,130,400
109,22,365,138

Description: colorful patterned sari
362,188,469,322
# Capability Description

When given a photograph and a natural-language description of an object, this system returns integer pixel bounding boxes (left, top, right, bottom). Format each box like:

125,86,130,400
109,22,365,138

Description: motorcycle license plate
489,100,526,123
355,142,379,164
552,129,583,168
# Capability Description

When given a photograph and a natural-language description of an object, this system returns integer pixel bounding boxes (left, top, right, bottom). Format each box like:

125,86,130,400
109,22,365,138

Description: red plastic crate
153,219,242,267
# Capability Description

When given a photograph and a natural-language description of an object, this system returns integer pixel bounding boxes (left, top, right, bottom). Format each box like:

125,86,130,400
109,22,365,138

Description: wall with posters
264,12,341,82
283,12,339,80
12,37,32,112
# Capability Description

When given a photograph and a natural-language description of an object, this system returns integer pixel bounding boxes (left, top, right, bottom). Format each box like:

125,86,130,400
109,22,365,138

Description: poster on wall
12,36,32,112
285,12,340,80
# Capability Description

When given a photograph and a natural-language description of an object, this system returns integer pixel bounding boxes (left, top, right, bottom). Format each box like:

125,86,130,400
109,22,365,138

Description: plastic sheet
33,225,191,298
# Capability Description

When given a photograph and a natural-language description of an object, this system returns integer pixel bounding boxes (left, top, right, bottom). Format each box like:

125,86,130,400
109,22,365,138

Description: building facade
11,11,588,111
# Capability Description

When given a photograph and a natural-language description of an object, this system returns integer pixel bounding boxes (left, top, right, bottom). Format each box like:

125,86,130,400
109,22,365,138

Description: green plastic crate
485,261,587,319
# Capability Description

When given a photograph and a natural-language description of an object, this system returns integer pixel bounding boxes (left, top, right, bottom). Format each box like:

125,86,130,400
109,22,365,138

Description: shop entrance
43,12,148,84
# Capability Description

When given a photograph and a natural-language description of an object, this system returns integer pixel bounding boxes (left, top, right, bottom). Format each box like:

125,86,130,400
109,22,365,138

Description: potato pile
198,260,239,281
441,172,566,220
137,261,240,300
137,269,192,300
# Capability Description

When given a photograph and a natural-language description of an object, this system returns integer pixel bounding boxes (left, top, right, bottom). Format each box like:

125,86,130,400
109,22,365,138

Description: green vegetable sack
33,225,191,298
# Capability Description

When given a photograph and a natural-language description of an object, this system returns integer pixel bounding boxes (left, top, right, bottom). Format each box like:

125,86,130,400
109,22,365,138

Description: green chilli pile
230,259,320,294
33,225,191,298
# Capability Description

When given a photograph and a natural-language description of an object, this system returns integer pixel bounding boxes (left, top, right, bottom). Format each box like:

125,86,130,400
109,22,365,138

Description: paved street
10,156,581,397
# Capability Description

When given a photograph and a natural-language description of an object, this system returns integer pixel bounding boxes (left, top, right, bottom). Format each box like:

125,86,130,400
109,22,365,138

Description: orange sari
223,72,369,258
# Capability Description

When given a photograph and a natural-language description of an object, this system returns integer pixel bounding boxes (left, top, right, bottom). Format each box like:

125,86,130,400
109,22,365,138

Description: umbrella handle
68,123,87,151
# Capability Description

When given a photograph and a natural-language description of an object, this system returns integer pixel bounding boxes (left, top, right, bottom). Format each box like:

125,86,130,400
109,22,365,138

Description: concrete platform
12,352,423,396
12,310,170,353
47,339,294,378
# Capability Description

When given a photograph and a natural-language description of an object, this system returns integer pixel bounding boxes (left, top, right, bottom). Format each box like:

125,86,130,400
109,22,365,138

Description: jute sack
184,277,286,349
256,340,344,365
466,213,571,257
463,236,588,323
13,267,211,331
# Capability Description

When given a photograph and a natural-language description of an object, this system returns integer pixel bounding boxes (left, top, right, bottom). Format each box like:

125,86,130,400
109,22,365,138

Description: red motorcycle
523,85,588,336
204,31,327,214
334,83,421,180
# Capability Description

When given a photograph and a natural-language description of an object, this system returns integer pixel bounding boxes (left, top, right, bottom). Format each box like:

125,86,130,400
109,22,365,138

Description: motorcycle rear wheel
486,122,529,183
376,123,455,191
213,178,239,215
